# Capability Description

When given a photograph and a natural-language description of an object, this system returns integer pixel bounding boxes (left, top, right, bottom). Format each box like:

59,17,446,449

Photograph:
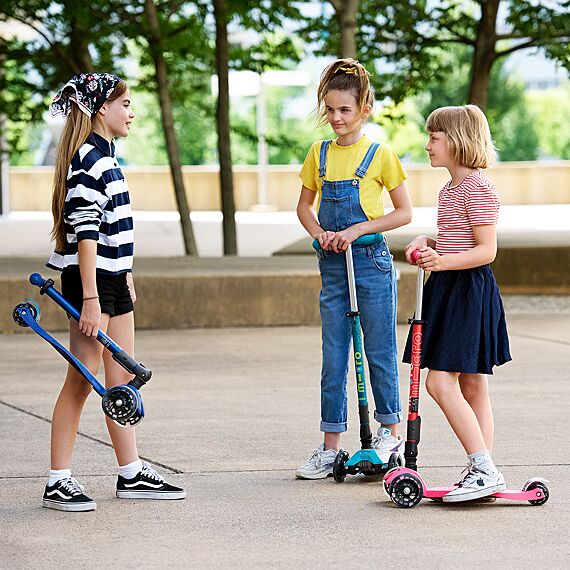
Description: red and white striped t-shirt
436,170,499,255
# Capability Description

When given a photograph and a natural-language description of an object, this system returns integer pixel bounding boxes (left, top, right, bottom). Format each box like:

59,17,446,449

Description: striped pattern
436,171,499,255
48,132,134,274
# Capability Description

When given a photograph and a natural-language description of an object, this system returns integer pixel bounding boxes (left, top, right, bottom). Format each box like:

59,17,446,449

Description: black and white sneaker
116,462,186,500
443,466,506,503
42,477,97,512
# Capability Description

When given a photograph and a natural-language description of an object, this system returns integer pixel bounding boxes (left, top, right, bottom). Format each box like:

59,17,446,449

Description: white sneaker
443,466,506,502
295,444,337,479
371,427,403,463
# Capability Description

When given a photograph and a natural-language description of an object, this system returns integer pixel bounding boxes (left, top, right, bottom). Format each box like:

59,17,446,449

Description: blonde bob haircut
425,104,497,169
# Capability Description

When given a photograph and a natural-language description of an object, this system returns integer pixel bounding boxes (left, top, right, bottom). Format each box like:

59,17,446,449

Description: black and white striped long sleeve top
47,132,134,274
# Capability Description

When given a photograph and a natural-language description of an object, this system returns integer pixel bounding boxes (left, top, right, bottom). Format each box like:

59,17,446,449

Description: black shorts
61,267,134,317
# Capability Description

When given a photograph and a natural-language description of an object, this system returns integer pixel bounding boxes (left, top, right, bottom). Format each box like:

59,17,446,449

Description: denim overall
316,140,401,433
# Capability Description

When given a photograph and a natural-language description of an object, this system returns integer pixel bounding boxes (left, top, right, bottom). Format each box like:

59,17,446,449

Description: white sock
118,459,143,480
469,450,497,474
48,468,72,487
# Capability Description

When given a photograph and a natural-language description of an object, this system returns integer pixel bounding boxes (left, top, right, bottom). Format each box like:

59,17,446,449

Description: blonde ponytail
50,106,93,251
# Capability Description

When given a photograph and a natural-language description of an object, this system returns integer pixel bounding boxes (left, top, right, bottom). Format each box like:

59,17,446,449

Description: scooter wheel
333,449,350,483
524,480,549,506
102,385,139,423
12,299,41,327
389,472,424,508
127,410,144,426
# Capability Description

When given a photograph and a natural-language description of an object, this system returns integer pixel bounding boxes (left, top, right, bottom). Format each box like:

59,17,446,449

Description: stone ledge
1,260,417,332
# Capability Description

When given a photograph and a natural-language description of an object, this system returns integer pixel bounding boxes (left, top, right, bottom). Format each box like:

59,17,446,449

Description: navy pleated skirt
402,265,511,374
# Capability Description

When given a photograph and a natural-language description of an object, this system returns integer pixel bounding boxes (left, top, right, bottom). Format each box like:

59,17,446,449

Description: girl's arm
296,185,335,249
328,182,413,252
416,224,497,272
78,239,101,337
126,272,136,303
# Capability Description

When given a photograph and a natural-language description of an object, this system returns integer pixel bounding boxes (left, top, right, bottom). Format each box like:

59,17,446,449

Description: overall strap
354,142,381,178
319,140,333,178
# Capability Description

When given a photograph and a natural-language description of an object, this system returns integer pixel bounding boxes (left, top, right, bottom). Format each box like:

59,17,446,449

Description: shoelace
306,448,331,468
59,477,85,496
140,462,165,483
457,465,482,488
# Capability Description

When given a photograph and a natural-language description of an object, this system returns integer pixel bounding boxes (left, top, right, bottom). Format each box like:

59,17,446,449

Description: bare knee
460,374,488,404
64,367,97,401
426,371,458,403
425,374,443,402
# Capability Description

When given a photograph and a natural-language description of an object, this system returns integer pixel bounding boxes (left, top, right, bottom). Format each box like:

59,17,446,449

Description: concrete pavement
1,314,569,568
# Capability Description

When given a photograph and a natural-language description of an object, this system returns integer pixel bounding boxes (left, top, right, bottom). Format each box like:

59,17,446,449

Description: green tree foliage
0,0,125,159
303,0,570,109
416,46,540,161
527,85,570,159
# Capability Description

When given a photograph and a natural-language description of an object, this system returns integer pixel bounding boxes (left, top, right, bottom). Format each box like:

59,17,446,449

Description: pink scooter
383,250,549,508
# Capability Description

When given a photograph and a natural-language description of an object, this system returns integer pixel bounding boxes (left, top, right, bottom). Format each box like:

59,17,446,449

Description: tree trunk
331,0,359,58
67,12,93,73
213,0,237,256
468,0,500,110
144,0,198,256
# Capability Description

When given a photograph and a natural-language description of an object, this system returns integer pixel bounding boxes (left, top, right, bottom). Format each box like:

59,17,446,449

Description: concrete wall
9,161,570,211
2,262,418,332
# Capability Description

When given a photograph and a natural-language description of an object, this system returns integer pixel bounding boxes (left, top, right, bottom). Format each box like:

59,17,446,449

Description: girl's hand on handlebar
415,247,445,272
79,298,101,337
404,237,429,264
315,230,336,250
330,227,359,253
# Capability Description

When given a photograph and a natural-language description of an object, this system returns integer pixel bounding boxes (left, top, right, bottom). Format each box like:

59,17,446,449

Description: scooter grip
411,250,422,264
312,233,384,251
112,351,152,384
30,273,46,287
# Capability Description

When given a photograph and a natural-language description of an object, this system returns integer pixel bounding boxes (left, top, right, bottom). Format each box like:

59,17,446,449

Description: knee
425,375,442,402
460,376,488,403
64,373,93,401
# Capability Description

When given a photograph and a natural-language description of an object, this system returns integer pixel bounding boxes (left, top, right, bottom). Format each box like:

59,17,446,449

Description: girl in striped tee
403,105,511,503
43,74,185,512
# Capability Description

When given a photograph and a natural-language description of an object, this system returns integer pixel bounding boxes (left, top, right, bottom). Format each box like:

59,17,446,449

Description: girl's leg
324,432,341,451
459,373,494,452
425,369,486,455
102,311,139,466
50,315,110,469
319,254,352,438
356,248,401,435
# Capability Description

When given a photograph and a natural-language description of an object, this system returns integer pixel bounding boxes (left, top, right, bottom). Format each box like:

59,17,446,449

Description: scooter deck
423,487,547,501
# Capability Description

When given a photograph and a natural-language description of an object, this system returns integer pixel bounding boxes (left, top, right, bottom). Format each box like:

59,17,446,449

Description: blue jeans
318,240,402,432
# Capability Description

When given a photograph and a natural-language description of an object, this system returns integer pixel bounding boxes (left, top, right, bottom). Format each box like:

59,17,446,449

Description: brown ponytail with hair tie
316,58,374,126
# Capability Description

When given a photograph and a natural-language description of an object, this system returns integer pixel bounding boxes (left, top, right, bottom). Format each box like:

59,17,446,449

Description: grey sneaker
371,427,403,464
295,444,337,479
443,466,506,503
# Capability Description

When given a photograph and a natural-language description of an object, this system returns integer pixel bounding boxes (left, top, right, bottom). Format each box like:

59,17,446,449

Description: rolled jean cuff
320,420,347,433
374,410,402,424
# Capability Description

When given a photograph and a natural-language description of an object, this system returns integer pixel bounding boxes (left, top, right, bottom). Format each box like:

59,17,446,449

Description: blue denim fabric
316,141,402,433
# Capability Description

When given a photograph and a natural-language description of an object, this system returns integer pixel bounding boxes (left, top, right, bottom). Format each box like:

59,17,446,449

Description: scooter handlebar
312,233,383,251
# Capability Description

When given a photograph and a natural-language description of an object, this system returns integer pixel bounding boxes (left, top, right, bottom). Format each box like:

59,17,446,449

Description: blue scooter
312,234,403,482
12,273,150,427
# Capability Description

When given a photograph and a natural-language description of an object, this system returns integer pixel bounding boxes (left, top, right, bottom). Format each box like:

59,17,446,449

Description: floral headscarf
50,73,122,118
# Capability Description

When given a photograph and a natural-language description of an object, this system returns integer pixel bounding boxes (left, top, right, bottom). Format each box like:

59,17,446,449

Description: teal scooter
312,233,403,482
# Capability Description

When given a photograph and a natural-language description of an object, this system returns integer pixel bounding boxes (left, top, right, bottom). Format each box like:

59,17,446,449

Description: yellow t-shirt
299,136,408,220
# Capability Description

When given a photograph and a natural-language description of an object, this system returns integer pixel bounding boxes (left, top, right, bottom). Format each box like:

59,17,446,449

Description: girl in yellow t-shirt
295,58,412,479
